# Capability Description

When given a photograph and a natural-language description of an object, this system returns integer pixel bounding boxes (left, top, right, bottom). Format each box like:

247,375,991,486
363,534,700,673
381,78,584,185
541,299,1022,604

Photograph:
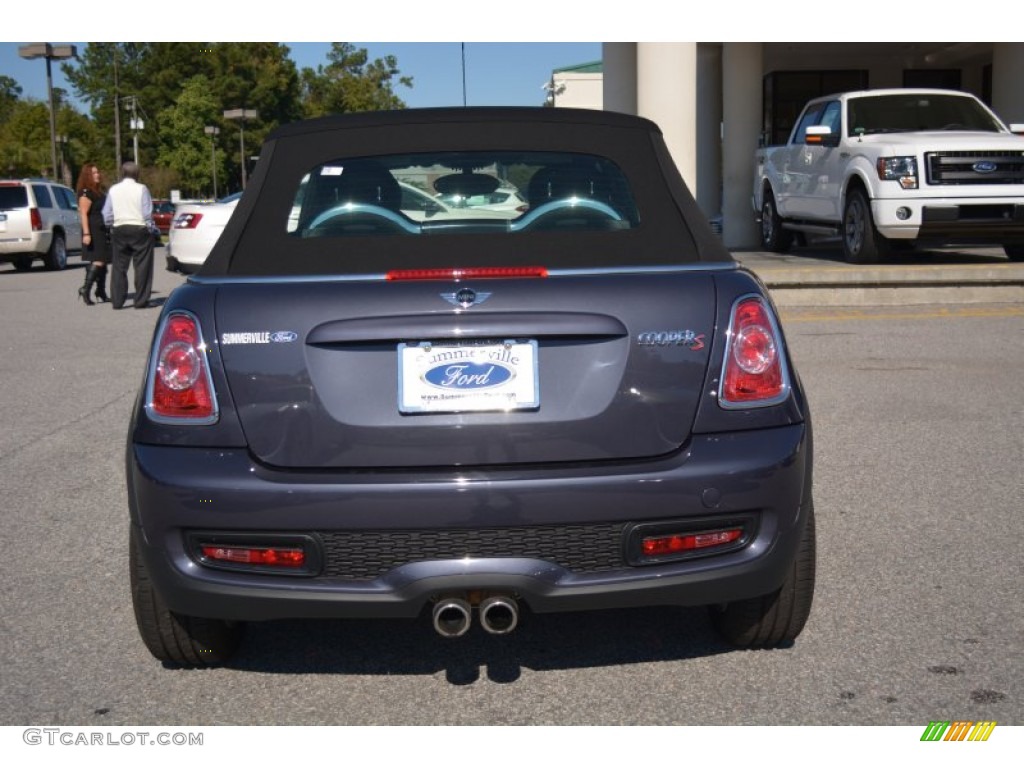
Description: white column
721,42,763,250
637,43,697,195
602,43,637,115
992,43,1024,124
696,43,723,219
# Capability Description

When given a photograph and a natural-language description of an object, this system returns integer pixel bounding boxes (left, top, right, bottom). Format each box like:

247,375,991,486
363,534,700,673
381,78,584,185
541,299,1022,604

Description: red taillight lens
173,212,203,229
148,313,216,422
30,207,42,231
641,528,744,557
386,266,548,281
721,297,787,407
201,545,305,568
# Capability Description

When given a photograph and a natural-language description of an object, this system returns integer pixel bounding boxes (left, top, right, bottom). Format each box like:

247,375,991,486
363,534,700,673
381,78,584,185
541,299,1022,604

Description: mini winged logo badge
440,287,492,309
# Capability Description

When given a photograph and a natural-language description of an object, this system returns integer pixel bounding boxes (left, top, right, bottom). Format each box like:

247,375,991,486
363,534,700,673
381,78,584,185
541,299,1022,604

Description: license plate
398,340,539,413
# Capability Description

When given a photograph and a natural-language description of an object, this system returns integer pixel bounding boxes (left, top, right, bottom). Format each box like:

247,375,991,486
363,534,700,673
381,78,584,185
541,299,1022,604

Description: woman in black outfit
77,163,111,304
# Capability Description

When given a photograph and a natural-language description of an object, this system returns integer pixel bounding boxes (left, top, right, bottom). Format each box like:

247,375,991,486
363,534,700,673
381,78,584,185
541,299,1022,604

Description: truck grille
316,523,627,580
926,151,1024,186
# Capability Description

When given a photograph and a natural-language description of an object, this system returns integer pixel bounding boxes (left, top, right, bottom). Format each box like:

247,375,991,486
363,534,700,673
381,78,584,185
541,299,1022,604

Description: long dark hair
76,163,104,195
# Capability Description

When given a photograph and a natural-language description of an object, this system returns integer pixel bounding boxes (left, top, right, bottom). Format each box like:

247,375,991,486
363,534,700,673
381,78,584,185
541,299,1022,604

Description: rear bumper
128,424,811,621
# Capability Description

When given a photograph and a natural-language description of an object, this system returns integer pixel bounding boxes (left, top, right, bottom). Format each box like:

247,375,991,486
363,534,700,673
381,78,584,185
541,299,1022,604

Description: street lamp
223,108,258,190
204,126,220,198
18,43,77,180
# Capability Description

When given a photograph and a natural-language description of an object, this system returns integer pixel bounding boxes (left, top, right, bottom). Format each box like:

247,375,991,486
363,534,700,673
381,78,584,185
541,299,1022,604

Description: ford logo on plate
424,362,513,390
269,331,298,343
973,161,998,174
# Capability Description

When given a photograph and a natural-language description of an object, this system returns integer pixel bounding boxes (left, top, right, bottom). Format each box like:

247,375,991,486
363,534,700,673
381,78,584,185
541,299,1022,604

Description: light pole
223,108,258,190
204,125,220,198
18,43,77,180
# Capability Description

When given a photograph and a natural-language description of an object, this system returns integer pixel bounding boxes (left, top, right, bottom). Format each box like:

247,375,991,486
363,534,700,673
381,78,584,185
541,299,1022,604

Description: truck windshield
848,94,1004,136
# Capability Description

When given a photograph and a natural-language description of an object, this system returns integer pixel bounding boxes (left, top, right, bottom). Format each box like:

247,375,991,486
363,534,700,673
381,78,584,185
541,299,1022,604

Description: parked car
128,108,815,666
152,199,176,236
753,88,1024,262
0,178,82,271
165,193,241,274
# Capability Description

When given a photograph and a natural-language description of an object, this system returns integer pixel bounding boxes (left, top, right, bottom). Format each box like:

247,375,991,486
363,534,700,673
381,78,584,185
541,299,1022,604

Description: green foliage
156,76,225,197
301,43,412,117
9,42,411,186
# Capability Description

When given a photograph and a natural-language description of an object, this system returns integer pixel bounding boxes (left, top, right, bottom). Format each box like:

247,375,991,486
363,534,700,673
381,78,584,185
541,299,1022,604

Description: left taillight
719,295,790,409
145,311,218,424
173,212,203,229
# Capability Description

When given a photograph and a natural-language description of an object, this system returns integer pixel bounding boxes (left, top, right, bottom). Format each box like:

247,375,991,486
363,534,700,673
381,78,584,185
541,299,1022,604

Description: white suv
0,179,83,271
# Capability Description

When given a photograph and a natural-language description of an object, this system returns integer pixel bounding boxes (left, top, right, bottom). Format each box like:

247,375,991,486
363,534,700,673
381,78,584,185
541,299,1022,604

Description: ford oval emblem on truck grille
973,161,998,173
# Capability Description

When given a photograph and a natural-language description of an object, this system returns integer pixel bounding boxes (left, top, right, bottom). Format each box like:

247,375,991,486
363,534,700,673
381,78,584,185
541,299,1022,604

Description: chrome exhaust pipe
479,595,519,635
432,598,472,638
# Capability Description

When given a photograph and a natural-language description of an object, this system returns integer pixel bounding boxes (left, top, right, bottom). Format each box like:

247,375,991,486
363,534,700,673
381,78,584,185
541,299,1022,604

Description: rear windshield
287,151,639,239
848,94,1004,135
0,185,29,209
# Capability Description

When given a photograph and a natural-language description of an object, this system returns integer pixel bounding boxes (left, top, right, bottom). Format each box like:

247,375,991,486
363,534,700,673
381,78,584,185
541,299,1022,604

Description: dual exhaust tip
432,595,519,638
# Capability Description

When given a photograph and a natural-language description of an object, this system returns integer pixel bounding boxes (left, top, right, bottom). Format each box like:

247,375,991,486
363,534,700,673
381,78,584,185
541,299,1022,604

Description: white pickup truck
753,88,1024,262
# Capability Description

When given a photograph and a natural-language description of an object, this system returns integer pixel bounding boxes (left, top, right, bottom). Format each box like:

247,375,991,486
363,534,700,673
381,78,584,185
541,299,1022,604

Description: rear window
0,185,29,209
287,151,639,239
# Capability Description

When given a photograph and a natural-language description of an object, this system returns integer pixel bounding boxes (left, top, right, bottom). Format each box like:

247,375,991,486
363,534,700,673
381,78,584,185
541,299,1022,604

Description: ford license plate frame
398,339,539,414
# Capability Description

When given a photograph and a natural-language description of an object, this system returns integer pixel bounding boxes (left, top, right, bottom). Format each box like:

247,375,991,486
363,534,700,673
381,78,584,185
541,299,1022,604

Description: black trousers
110,225,154,309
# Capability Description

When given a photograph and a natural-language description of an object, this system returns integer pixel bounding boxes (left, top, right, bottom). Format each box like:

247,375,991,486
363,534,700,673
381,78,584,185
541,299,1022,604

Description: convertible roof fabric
203,107,733,276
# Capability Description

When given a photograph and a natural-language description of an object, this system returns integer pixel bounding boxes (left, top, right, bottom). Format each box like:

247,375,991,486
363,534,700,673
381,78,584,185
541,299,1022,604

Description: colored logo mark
920,721,997,742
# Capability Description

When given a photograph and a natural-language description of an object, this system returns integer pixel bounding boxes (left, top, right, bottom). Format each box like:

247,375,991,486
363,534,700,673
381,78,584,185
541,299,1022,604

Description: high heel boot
78,265,97,305
93,265,109,303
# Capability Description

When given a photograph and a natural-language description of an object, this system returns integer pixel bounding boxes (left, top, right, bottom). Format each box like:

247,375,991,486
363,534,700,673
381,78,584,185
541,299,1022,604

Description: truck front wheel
842,190,889,264
761,193,793,253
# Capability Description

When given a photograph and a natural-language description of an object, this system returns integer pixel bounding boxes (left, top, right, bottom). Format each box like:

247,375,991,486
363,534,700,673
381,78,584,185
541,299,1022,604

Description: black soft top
203,107,732,276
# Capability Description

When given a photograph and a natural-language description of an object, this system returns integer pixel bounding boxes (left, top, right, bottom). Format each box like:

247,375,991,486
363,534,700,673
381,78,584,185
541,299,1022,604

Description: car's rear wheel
12,255,34,271
43,233,67,271
761,192,793,253
1004,244,1024,262
842,189,889,264
709,502,815,648
129,527,243,666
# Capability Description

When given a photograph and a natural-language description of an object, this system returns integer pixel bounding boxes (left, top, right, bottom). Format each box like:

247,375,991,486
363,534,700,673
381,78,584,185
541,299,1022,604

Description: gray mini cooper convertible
128,108,814,665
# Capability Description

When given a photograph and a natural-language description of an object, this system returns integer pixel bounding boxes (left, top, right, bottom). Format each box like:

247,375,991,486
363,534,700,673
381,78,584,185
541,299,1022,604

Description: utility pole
113,51,122,171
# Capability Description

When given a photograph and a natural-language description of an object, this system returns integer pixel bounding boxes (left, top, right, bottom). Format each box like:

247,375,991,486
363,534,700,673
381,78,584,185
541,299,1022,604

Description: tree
301,43,412,117
156,75,225,197
0,75,22,123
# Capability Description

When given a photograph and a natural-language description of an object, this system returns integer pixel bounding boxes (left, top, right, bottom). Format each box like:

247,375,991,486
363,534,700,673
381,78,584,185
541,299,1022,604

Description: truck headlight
877,156,918,189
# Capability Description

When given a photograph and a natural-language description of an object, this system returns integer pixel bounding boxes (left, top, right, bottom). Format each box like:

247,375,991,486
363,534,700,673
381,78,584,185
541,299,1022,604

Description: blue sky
1,42,603,112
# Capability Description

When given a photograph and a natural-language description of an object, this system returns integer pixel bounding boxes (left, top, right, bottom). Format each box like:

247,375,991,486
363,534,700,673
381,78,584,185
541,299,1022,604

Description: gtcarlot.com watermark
23,728,203,747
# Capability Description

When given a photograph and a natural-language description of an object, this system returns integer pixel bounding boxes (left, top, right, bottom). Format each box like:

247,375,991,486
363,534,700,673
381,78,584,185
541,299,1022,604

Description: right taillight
30,207,42,231
173,212,203,229
145,312,218,424
719,295,790,408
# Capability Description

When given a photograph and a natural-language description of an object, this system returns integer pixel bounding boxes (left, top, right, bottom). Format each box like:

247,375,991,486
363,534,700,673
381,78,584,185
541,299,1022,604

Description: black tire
842,189,889,264
760,192,793,253
12,255,34,271
1004,244,1024,262
43,232,67,271
129,527,243,666
710,502,816,648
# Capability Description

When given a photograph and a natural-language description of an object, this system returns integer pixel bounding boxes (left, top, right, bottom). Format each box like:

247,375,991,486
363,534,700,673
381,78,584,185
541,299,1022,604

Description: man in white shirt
102,162,158,309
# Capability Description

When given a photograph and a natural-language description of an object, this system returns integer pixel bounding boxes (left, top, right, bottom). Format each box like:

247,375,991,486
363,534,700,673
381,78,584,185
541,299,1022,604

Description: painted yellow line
781,306,1024,323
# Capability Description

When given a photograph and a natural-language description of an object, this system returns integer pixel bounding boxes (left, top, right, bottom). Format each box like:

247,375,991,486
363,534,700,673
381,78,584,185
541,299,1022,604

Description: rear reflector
386,266,548,281
641,528,743,557
720,296,789,408
201,545,306,568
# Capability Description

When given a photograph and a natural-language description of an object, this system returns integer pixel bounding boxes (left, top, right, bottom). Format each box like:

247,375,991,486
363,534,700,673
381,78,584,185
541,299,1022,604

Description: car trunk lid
213,271,717,468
